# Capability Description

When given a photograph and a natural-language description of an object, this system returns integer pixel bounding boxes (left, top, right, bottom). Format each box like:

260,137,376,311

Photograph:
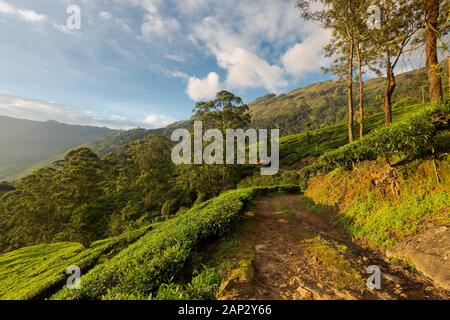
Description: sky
0,0,336,129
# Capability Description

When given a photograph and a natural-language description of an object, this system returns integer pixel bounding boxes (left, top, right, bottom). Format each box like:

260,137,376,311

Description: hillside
249,65,448,135
279,99,419,166
0,116,117,181
1,102,448,300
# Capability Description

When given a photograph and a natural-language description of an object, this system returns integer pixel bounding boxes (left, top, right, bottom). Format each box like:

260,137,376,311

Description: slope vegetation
250,65,448,135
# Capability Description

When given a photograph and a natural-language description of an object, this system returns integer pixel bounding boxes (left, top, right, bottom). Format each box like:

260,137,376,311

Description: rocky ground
208,194,450,300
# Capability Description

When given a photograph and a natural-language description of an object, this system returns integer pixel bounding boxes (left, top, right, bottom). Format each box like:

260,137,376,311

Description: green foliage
0,226,150,300
336,191,450,248
250,67,436,136
305,155,450,249
298,196,332,216
237,171,301,189
68,200,112,248
154,266,220,300
161,199,179,219
302,102,450,177
53,186,299,300
279,100,419,166
0,135,178,252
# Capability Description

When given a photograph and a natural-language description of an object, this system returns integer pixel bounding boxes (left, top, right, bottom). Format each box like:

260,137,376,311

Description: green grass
337,191,450,248
0,226,151,300
305,154,450,249
52,185,300,300
279,100,420,166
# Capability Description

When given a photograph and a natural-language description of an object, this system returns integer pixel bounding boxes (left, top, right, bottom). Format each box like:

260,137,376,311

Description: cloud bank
0,93,173,129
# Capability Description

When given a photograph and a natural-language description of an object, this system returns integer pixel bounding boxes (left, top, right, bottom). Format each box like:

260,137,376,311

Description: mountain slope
249,65,448,135
0,116,116,181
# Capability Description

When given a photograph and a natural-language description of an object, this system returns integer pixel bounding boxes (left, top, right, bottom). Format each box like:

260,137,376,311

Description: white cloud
218,48,287,92
99,11,113,20
141,14,180,40
98,11,132,33
0,1,46,23
187,72,221,101
175,0,209,15
144,113,173,127
0,93,173,129
167,70,189,80
282,28,331,78
186,0,330,97
165,53,185,62
128,0,180,40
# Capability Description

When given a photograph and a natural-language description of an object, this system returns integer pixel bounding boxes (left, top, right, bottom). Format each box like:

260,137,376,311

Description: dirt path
212,194,450,300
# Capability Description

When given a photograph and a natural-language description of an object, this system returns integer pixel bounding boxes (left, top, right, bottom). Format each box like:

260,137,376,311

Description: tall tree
297,0,365,142
424,0,445,101
193,91,251,190
373,0,423,125
53,148,104,208
354,4,380,139
128,135,175,210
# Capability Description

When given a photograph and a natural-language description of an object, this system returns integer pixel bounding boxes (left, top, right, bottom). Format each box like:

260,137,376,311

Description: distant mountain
0,116,116,181
249,65,448,135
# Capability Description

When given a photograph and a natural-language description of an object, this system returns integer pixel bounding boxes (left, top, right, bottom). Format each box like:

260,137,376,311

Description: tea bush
301,102,450,178
53,185,300,300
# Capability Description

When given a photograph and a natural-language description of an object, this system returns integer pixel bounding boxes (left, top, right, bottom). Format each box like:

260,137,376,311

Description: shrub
53,185,299,300
301,102,450,178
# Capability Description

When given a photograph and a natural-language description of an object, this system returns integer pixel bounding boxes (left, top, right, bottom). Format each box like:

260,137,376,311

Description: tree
192,91,251,191
68,200,112,248
297,0,365,142
0,168,63,250
53,147,104,208
354,2,380,138
373,1,423,125
423,0,445,101
128,135,176,210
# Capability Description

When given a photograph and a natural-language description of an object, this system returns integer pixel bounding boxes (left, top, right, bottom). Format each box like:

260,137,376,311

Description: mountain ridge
0,116,117,181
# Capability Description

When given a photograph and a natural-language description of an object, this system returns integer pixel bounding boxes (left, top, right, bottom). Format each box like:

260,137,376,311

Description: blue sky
0,0,334,129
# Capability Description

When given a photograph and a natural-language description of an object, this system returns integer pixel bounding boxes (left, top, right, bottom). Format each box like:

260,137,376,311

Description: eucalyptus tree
191,91,251,192
297,0,367,142
371,0,423,125
422,0,447,101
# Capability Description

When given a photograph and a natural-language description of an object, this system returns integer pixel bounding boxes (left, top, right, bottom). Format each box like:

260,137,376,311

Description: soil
212,194,450,300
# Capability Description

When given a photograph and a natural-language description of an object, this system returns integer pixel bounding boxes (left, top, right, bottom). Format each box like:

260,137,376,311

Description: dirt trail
214,194,450,300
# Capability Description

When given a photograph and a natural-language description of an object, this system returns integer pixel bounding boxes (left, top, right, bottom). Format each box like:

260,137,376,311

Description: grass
0,225,151,300
305,155,450,249
337,191,450,248
298,195,333,216
301,102,450,177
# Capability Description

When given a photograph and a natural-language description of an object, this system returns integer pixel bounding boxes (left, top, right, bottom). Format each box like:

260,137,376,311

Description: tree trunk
448,56,450,98
356,45,364,139
347,40,355,143
425,0,443,102
384,52,396,126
